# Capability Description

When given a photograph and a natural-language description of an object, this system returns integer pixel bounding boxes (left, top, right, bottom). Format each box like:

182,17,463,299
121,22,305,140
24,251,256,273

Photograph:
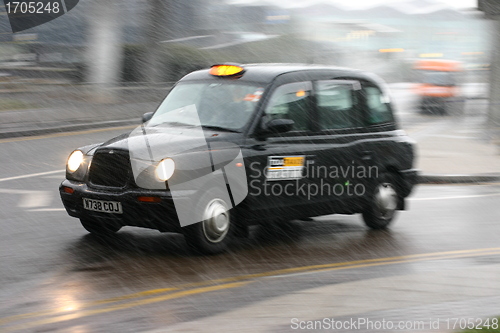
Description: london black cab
60,63,418,254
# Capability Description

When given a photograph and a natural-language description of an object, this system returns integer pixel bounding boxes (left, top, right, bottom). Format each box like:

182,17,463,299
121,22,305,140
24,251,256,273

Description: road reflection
60,216,411,294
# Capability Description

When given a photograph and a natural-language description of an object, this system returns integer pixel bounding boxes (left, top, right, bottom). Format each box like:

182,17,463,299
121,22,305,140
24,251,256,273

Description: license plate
83,198,123,214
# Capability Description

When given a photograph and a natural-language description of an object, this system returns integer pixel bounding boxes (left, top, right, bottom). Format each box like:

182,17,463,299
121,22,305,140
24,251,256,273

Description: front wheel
183,190,234,254
362,173,400,230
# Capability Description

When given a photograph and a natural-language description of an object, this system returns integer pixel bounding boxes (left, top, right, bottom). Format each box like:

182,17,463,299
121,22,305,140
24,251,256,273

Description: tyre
80,218,121,235
419,102,433,115
438,102,447,115
418,101,428,114
430,103,444,115
183,189,234,254
362,173,400,230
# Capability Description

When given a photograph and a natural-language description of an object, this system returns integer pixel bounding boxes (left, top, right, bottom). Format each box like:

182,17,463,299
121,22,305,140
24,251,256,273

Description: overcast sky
229,0,478,10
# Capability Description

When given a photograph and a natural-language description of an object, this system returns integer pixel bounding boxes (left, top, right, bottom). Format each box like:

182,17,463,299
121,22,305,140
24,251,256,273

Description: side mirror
142,112,154,123
263,118,294,134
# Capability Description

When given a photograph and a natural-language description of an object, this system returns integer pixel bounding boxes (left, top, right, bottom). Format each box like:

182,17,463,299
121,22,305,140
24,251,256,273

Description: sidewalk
149,264,500,332
0,84,168,138
408,100,500,183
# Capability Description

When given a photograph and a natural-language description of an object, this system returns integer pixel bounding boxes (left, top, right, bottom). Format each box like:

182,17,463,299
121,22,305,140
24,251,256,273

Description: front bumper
59,180,188,232
399,168,419,198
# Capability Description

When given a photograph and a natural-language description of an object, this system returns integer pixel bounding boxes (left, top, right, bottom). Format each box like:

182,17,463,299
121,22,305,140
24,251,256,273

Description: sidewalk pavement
0,84,499,184
0,102,158,138
0,85,167,139
148,264,500,332
409,104,500,184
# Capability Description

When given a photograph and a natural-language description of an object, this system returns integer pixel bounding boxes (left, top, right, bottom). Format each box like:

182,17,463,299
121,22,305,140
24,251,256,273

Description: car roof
180,63,376,85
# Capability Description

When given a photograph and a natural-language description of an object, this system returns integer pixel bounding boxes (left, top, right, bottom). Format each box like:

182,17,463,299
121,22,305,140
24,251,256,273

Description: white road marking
42,175,67,179
430,134,477,139
410,193,500,201
457,129,479,134
19,192,52,208
0,189,52,208
0,170,65,183
27,208,65,212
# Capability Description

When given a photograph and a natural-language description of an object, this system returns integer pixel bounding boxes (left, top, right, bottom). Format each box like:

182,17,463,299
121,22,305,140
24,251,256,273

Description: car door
243,80,320,218
357,81,403,184
310,79,368,212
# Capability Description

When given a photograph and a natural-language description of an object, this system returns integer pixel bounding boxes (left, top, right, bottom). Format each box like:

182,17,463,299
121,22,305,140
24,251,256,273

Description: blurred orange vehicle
414,59,464,115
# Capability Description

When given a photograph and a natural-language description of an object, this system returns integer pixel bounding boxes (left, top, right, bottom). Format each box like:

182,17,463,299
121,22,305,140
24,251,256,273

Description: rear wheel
183,189,234,254
420,99,446,115
438,102,447,115
362,173,400,230
80,218,121,235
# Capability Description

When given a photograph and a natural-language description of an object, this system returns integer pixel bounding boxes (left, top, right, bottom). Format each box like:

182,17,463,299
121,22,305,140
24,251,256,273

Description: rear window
363,86,393,124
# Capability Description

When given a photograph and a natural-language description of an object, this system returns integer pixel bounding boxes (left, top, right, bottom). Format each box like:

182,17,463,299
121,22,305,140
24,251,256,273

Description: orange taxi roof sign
209,64,245,77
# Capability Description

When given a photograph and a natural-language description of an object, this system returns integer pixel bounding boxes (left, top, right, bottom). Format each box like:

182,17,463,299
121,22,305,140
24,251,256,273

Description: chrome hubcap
202,199,230,243
374,183,398,219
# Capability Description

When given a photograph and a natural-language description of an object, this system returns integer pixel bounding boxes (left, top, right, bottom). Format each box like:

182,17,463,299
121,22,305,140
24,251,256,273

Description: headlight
67,150,84,172
155,158,175,181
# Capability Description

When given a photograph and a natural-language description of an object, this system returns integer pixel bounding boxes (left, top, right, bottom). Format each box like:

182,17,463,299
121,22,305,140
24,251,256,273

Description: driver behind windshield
199,84,256,126
149,83,262,131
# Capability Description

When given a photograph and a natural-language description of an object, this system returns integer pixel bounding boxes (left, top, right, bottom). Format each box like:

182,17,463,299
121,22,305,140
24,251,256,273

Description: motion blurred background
0,0,489,95
0,0,497,160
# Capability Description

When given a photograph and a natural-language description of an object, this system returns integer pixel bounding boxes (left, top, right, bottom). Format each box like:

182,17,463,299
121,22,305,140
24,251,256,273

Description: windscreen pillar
86,0,123,102
478,0,500,140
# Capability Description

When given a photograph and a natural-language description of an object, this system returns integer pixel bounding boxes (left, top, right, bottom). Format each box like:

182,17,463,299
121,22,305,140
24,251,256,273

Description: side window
316,80,358,130
363,86,393,124
265,81,312,131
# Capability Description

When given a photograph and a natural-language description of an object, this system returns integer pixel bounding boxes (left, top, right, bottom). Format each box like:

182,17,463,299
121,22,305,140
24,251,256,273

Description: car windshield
421,71,456,86
148,82,265,131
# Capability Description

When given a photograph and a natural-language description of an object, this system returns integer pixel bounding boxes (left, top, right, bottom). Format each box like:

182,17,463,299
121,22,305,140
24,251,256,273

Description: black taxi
60,63,418,254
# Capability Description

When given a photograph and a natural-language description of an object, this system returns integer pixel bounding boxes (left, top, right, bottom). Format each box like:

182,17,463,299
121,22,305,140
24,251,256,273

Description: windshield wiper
201,125,240,133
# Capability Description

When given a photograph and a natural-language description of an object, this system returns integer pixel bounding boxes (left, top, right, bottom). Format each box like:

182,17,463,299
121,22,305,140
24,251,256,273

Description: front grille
89,149,131,188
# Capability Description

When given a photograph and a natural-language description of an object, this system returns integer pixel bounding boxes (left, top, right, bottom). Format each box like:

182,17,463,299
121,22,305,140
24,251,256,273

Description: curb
0,119,140,139
418,173,500,184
